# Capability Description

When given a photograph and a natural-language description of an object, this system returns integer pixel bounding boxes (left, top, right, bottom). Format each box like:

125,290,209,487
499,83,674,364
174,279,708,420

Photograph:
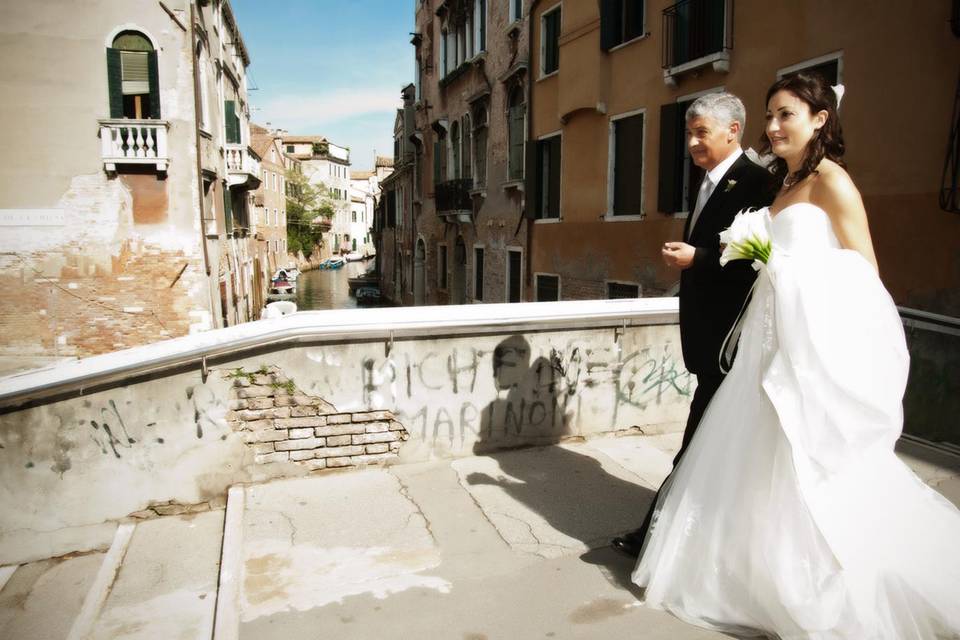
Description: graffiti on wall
360,334,691,447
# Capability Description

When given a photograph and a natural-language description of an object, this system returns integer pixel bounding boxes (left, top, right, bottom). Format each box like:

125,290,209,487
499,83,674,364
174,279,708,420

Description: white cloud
256,87,402,130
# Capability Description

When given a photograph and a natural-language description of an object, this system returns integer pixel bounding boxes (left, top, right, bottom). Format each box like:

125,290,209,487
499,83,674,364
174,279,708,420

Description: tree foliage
285,169,335,259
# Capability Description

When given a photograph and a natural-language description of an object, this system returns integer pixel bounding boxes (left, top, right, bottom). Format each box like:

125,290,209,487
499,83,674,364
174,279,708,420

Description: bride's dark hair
759,72,845,191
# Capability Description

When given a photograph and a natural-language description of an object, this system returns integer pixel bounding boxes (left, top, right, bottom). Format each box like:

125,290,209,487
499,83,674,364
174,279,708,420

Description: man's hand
662,242,695,269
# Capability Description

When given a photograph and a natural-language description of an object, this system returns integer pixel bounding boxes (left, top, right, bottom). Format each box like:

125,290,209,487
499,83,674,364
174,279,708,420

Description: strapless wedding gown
632,204,960,639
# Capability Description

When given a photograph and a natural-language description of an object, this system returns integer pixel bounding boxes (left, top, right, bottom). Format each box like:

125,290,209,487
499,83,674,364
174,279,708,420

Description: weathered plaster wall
0,321,688,565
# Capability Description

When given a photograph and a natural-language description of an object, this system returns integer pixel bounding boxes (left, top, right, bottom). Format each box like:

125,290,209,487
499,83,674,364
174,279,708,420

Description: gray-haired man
612,92,774,558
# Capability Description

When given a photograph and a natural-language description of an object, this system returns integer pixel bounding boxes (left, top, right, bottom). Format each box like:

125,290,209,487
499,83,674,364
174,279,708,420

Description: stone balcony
98,118,169,174
226,143,262,189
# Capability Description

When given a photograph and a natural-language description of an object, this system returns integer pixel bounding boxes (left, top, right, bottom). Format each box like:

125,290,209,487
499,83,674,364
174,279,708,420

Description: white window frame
505,246,524,302
606,107,646,221
473,0,487,54
534,271,561,301
539,3,561,80
534,129,563,224
776,51,844,82
510,0,523,23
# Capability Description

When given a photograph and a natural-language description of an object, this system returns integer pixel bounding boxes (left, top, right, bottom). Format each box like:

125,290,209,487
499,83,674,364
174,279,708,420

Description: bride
632,72,960,639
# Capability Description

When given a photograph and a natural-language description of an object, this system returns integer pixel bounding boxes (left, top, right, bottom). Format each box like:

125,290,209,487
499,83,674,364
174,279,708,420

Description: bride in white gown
632,73,960,639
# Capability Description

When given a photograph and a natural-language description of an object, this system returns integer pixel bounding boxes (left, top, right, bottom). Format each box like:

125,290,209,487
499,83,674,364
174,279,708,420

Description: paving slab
0,552,105,639
239,470,448,632
449,444,658,558
88,511,224,640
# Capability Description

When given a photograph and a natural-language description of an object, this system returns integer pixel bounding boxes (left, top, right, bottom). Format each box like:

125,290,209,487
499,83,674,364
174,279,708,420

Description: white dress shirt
688,147,743,236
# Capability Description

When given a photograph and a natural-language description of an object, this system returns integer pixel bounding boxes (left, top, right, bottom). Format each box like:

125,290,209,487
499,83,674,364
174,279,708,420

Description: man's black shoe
610,534,643,558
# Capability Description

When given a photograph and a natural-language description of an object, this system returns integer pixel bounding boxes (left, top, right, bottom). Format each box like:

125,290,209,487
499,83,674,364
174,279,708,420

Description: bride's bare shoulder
810,161,863,218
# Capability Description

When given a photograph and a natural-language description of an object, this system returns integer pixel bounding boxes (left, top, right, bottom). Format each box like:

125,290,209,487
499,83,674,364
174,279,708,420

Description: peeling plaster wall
0,0,217,367
0,322,689,565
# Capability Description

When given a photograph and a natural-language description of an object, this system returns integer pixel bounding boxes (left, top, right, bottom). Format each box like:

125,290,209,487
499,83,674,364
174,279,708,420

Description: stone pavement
1,433,958,639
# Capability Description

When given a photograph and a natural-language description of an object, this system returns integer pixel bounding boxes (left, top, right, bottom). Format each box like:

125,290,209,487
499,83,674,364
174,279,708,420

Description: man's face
686,115,739,171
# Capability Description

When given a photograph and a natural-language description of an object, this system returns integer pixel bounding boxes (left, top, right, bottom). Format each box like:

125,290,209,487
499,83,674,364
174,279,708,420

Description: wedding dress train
632,203,960,639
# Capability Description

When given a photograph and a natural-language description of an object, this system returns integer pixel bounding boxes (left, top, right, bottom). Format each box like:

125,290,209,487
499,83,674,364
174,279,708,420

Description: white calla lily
719,209,772,266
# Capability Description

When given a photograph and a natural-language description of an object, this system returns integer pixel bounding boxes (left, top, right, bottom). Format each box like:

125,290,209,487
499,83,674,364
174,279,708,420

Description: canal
294,259,375,311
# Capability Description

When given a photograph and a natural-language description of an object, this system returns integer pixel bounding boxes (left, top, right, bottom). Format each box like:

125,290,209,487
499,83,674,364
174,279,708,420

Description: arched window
508,86,525,179
107,31,159,119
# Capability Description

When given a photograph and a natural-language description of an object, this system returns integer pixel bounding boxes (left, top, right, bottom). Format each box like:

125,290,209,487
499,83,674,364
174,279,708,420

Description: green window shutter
224,100,239,143
223,187,233,235
106,48,123,118
147,50,160,119
548,136,561,218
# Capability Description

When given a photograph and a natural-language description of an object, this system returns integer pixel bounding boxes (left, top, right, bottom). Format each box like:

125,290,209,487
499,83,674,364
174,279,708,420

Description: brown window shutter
147,50,160,118
657,102,682,213
523,142,539,219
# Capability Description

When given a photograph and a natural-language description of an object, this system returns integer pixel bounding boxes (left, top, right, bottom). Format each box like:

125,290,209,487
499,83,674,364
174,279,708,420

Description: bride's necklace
782,173,799,190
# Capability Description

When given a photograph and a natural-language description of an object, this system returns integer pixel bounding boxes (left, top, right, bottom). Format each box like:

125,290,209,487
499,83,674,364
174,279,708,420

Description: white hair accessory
831,84,845,109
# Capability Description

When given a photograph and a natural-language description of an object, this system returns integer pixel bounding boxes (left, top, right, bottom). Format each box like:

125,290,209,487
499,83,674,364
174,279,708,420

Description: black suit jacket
679,153,774,377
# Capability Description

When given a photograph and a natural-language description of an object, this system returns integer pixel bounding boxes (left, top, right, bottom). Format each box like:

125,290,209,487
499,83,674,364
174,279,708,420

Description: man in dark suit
612,92,773,558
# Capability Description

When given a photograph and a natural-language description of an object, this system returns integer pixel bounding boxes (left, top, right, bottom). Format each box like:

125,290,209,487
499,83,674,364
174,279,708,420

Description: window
224,99,241,144
536,274,560,301
600,0,645,51
438,244,448,289
197,44,210,129
507,249,522,302
352,211,357,222
778,53,841,86
472,103,488,186
441,30,449,76
609,110,644,216
508,87,525,180
107,31,159,119
607,281,640,298
274,208,279,225
526,133,561,219
541,6,561,76
286,144,294,152
474,247,484,301
657,96,701,214
663,0,727,69
510,0,523,23
461,114,472,180
451,121,461,179
474,0,487,53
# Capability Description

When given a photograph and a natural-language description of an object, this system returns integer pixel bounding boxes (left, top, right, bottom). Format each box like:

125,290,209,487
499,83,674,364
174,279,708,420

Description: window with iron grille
508,249,522,302
474,247,484,301
607,281,640,298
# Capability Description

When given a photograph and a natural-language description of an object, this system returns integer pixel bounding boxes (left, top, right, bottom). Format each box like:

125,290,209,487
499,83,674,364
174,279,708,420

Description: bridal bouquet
719,209,772,266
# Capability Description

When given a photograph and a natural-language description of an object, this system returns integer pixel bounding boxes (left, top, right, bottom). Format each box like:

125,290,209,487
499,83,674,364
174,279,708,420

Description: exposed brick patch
225,365,409,471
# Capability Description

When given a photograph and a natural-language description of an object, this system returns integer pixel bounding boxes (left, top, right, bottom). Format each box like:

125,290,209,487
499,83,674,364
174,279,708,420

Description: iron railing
436,178,473,213
662,0,729,69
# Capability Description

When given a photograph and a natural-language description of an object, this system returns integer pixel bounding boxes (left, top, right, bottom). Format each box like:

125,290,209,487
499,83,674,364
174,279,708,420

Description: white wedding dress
632,203,960,639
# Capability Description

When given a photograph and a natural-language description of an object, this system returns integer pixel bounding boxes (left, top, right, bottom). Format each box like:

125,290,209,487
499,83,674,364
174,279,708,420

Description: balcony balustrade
436,178,473,217
98,119,169,173
226,143,262,188
661,0,731,85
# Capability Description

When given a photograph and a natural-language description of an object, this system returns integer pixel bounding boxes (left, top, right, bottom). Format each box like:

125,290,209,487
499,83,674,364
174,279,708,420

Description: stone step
85,513,224,640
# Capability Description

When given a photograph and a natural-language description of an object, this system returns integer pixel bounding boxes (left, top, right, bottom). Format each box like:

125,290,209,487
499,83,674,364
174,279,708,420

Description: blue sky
232,0,414,170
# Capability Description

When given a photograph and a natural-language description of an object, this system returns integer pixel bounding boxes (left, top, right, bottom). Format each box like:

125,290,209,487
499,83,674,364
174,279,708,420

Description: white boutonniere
724,179,737,193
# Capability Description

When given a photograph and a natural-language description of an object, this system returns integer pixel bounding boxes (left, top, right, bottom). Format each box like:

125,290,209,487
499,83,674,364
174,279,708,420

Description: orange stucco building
526,0,960,314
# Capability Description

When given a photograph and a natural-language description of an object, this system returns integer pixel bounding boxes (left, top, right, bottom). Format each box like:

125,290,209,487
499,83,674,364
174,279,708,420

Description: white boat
345,252,364,262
